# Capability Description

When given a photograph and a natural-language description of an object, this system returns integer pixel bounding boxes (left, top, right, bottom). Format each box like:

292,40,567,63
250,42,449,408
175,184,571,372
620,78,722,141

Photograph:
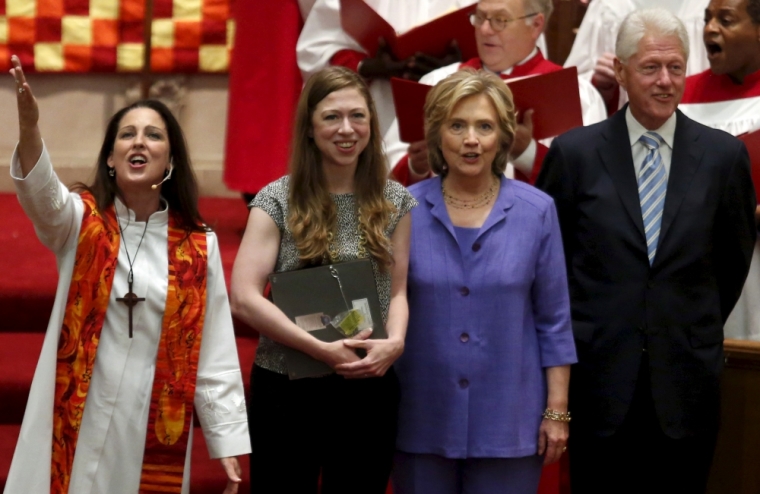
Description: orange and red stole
50,192,208,494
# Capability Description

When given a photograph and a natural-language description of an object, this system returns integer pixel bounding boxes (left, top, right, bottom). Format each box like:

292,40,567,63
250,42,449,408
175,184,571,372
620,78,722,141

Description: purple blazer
395,175,577,459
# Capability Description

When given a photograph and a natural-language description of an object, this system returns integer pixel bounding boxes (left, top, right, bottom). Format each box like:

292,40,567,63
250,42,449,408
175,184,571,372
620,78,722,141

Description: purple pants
392,451,544,494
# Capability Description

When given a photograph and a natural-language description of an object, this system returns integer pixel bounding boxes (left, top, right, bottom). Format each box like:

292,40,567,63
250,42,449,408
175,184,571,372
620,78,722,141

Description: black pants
248,365,400,494
569,357,718,494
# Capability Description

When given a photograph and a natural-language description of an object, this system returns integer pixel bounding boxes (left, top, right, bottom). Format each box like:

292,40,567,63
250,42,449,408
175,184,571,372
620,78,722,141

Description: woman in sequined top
230,66,416,493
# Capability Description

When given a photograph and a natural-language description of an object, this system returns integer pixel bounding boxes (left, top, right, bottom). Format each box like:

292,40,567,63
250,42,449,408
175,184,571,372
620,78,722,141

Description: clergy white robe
564,0,710,109
5,145,251,494
679,70,760,341
297,0,501,168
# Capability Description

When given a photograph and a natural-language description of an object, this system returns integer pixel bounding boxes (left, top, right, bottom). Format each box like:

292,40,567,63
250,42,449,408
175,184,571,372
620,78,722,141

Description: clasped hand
318,328,403,379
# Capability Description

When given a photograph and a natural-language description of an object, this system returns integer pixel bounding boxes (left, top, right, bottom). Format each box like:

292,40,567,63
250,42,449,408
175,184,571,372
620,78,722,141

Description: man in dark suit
537,7,757,494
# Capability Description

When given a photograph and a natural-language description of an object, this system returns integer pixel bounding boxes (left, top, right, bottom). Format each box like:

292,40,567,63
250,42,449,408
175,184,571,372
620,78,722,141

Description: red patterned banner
0,0,233,73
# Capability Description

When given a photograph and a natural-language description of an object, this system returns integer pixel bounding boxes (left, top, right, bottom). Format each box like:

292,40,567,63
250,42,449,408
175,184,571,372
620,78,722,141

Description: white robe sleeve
11,142,81,254
194,232,252,459
6,144,84,494
579,76,607,126
562,0,628,81
296,0,366,80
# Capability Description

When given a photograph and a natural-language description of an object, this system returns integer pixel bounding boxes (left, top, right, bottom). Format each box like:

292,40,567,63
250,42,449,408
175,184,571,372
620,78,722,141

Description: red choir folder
737,130,760,202
391,67,583,143
339,0,477,61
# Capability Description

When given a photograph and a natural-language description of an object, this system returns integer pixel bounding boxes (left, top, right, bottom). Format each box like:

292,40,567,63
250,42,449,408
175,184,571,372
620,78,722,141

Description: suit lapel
425,177,457,241
598,109,646,241
655,111,703,265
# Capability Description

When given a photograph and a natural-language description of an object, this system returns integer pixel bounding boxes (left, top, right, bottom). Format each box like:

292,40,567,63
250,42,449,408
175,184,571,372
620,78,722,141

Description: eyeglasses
469,11,538,32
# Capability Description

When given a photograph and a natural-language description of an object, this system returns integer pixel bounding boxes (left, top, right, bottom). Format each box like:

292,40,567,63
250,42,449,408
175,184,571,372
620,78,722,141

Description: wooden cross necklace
116,215,149,338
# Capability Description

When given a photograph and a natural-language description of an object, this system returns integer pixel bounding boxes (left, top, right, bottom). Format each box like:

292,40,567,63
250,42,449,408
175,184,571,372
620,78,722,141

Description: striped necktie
638,132,667,265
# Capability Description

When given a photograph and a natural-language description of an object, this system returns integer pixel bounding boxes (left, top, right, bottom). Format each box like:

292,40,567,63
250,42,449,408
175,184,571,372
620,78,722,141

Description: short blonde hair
424,69,516,176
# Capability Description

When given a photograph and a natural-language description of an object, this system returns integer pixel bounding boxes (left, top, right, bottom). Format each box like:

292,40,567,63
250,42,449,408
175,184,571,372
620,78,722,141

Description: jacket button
460,287,470,296
472,243,481,252
647,280,654,289
459,379,469,389
460,333,470,343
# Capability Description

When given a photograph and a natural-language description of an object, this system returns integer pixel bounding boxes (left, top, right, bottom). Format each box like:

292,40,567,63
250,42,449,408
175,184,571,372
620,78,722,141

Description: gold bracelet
542,408,571,422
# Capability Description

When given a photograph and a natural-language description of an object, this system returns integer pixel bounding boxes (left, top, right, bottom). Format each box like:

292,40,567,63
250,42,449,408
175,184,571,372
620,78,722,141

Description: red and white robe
680,69,760,341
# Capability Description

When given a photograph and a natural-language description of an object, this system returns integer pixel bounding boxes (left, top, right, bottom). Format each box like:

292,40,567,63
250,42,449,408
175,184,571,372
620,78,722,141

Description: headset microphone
151,164,174,190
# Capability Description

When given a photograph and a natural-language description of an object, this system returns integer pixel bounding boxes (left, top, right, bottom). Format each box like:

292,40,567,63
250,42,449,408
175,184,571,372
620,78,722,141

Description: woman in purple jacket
392,69,577,494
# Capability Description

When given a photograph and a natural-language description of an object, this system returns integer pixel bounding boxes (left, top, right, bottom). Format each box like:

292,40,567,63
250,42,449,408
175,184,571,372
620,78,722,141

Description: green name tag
333,309,364,337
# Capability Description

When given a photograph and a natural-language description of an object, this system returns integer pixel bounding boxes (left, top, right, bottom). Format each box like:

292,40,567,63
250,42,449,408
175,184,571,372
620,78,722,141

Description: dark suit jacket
536,107,757,439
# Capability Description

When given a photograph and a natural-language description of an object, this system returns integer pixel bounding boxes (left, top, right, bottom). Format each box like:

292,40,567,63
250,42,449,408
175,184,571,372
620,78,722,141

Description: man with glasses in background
388,0,606,186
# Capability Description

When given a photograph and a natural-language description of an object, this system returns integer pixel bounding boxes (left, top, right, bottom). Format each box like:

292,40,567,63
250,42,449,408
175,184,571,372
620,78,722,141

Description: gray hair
615,8,689,63
524,0,553,27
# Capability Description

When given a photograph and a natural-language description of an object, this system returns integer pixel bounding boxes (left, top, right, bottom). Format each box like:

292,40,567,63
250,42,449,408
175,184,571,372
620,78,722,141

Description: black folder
269,259,386,379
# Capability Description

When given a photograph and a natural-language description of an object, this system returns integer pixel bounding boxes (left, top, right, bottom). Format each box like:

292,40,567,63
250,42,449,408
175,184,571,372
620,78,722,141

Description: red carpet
0,192,568,493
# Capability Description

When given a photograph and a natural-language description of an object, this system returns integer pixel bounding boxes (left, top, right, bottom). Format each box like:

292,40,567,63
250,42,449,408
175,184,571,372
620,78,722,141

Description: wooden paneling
544,0,588,65
707,339,760,494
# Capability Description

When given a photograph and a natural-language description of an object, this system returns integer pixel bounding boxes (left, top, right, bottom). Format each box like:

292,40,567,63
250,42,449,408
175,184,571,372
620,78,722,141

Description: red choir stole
458,51,562,79
50,192,208,494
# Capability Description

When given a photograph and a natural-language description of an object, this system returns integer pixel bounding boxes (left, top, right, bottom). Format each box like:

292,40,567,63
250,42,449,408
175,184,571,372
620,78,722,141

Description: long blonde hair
287,66,396,269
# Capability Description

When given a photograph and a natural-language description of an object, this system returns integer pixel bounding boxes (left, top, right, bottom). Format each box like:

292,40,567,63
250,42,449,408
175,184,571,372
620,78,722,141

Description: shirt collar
114,196,169,225
497,47,539,76
625,107,677,150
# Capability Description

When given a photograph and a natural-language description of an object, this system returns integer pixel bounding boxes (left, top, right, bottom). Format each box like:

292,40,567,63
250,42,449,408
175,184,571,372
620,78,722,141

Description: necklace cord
117,213,150,282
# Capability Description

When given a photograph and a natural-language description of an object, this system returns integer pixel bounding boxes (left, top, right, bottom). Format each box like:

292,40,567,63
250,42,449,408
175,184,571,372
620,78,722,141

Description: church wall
0,74,236,197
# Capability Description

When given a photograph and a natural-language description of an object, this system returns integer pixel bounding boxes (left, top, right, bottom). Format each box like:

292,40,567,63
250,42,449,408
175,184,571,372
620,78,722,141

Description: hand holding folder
339,0,478,61
269,259,386,379
391,67,584,143
737,130,760,203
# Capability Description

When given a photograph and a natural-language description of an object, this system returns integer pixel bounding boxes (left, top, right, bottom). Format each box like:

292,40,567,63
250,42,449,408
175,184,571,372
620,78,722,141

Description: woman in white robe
5,55,251,494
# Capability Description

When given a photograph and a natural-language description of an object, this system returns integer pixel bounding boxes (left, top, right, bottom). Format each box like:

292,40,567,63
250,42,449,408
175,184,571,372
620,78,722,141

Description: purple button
460,287,470,296
459,379,469,389
472,243,481,252
460,333,469,343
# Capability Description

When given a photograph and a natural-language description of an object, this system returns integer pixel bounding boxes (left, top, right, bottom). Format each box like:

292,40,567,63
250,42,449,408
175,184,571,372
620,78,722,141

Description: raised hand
9,55,42,175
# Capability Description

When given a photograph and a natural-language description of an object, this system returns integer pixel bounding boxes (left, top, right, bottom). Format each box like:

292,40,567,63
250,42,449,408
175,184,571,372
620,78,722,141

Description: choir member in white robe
386,0,606,186
5,56,251,494
564,0,710,112
679,0,760,341
297,0,529,168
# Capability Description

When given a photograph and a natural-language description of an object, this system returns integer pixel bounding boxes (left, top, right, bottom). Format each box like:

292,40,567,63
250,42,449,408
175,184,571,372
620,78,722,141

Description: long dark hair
72,100,206,232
